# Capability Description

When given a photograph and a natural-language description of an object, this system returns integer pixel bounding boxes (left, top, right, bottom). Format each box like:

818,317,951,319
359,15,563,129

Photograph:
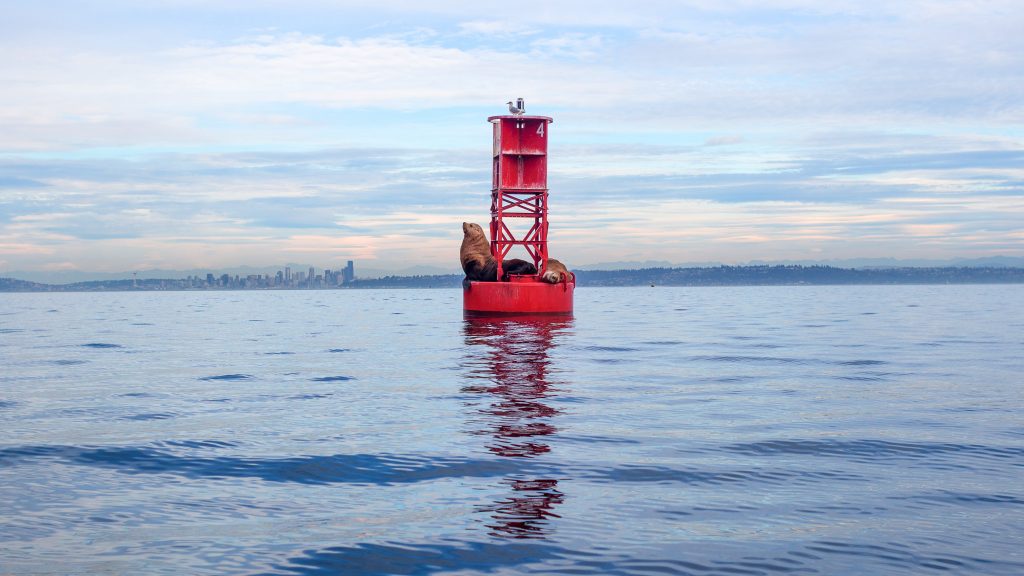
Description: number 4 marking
537,123,545,138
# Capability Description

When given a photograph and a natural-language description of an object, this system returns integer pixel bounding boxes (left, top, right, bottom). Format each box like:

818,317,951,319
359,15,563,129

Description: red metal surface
463,274,575,316
487,115,553,279
464,111,572,316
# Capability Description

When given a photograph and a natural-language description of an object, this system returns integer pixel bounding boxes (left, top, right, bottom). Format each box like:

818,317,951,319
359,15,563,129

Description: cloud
3,127,1024,273
457,20,538,37
4,1,1023,151
0,241,56,256
705,136,744,147
1,2,1022,273
530,33,603,60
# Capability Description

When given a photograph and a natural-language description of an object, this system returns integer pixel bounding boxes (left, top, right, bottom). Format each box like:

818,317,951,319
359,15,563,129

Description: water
2,285,1023,575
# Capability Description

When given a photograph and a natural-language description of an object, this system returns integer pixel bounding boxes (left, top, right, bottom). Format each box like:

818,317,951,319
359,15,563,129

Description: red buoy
464,103,575,316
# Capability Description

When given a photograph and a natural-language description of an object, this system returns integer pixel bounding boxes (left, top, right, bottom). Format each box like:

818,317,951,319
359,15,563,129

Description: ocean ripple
2,286,1022,575
719,439,1024,466
0,445,539,485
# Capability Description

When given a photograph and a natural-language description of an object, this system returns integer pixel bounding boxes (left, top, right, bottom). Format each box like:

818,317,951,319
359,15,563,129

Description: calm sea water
2,285,1023,575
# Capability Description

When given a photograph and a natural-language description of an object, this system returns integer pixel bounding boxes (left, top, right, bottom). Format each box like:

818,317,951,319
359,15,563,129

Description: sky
1,0,1022,277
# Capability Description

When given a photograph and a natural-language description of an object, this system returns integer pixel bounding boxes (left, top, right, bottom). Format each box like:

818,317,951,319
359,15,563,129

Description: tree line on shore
356,265,1024,288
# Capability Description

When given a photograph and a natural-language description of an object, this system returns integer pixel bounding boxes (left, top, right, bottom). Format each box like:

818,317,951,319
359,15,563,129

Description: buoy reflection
463,316,572,539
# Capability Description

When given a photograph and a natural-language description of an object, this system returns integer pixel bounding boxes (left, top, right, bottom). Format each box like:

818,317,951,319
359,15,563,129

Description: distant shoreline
3,265,1024,292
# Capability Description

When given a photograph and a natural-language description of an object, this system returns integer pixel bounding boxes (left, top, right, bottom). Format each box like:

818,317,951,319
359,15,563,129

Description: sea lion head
463,222,485,237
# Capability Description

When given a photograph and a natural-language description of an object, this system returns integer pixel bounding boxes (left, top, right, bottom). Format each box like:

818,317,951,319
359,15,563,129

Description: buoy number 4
536,123,545,138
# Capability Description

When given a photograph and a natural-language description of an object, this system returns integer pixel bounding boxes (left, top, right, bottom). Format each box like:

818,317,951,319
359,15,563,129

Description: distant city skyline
2,2,1022,275
2,260,356,289
189,259,355,289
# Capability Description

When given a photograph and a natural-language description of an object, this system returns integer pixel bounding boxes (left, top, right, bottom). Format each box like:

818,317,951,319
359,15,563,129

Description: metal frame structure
487,114,554,280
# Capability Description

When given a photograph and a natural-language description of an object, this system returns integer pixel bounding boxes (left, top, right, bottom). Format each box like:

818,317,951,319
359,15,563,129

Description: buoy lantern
463,102,575,316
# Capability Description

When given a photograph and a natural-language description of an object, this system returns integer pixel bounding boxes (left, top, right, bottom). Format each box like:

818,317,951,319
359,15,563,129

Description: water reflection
462,316,573,539
475,478,565,539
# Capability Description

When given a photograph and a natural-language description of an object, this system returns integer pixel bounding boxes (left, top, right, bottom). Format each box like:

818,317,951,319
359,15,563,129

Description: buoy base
463,275,574,316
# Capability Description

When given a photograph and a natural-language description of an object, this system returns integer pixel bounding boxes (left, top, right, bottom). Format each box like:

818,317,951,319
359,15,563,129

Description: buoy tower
463,100,575,316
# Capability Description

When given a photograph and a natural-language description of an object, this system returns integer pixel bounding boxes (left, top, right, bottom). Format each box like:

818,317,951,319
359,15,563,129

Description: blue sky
1,0,1022,276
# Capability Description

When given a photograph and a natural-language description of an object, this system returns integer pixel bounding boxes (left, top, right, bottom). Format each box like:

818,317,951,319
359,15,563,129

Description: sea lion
461,222,537,282
540,258,570,283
